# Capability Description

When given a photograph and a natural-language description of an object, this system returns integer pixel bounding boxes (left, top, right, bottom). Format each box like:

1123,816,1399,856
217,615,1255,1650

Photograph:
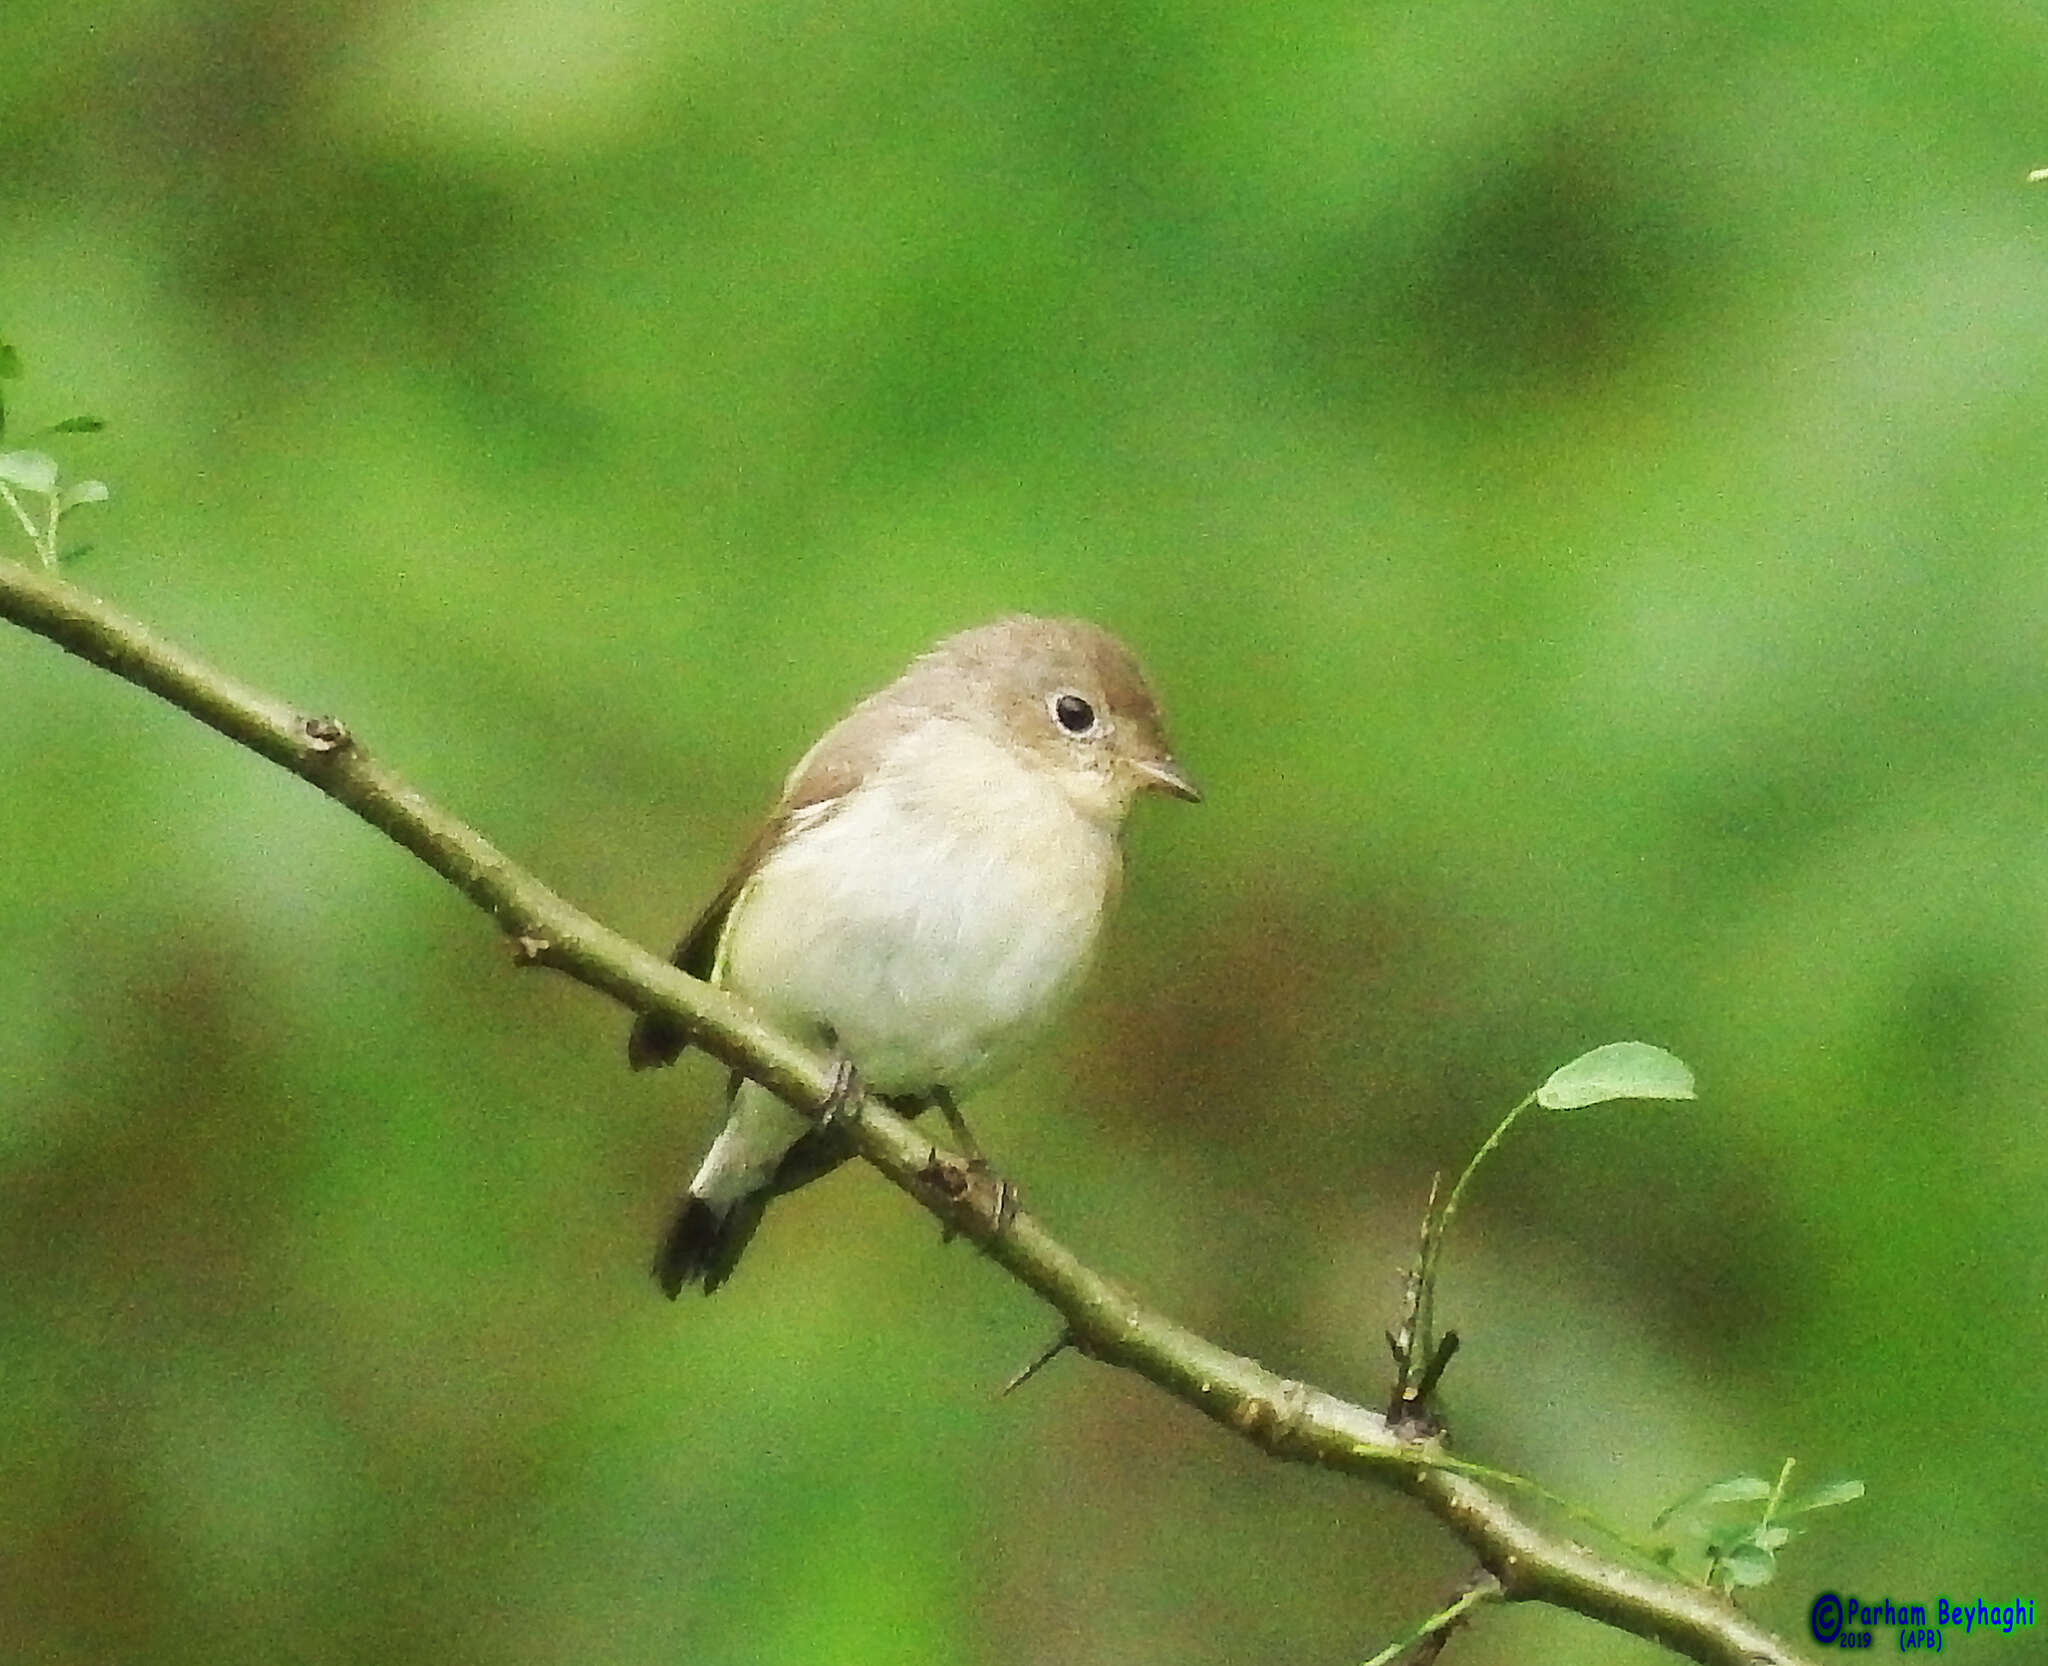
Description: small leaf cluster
0,342,109,570
1651,1461,1864,1592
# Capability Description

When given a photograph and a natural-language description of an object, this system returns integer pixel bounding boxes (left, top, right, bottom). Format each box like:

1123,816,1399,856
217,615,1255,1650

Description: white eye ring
1051,692,1097,735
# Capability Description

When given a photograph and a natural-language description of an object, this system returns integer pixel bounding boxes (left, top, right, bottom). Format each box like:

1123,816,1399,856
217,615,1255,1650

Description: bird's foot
817,1050,864,1133
932,1087,987,1164
919,1087,1013,1240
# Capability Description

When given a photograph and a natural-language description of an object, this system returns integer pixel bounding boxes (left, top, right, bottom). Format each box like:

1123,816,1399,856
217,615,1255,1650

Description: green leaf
1717,1541,1778,1588
1652,1475,1772,1530
48,414,105,434
58,479,109,511
0,344,21,379
1779,1479,1865,1516
0,449,60,494
1695,1475,1773,1505
1538,1041,1696,1110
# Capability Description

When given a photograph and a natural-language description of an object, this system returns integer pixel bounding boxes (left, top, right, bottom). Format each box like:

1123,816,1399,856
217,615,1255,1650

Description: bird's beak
1134,754,1202,803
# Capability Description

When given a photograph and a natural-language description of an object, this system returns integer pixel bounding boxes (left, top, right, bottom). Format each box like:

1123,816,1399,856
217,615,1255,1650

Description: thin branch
0,554,1812,1666
1359,1573,1501,1666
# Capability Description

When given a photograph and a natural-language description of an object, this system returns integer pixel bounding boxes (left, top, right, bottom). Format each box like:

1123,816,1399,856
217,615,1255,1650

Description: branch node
300,713,353,754
1388,1170,1464,1431
918,1145,1017,1246
1389,1330,1459,1438
1228,1378,1312,1451
1226,1397,1271,1438
919,1144,970,1198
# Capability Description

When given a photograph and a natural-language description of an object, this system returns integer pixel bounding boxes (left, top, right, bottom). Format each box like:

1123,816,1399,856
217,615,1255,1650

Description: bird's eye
1053,693,1096,734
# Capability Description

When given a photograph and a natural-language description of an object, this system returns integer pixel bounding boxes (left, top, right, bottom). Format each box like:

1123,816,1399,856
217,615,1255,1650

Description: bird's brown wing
624,696,900,1070
625,821,777,1069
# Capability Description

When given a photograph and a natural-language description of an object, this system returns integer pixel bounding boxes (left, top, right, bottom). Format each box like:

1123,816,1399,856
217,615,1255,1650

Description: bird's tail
652,1189,770,1296
651,1076,838,1297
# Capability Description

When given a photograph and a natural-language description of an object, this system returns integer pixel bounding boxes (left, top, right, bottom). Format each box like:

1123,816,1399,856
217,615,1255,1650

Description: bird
629,614,1199,1295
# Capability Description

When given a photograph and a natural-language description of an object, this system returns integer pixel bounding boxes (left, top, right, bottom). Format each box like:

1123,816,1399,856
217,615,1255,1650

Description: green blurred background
3,2,2044,1661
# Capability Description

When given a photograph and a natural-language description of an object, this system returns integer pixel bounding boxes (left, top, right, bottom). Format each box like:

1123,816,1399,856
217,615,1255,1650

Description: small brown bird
631,615,1198,1294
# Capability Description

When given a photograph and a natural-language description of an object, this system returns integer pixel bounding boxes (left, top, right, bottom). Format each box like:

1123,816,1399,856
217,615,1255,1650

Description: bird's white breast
718,720,1120,1094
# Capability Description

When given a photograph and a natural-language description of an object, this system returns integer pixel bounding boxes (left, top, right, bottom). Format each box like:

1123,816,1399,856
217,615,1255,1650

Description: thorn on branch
999,1328,1077,1397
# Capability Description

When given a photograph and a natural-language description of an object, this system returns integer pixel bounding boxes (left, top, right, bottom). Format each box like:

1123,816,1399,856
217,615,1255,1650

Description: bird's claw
818,1053,863,1132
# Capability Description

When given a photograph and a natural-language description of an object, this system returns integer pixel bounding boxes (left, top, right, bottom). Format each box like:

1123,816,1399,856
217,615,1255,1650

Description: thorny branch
0,554,1812,1666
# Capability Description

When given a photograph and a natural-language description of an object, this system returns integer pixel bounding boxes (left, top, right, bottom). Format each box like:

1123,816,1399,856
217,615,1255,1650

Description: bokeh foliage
4,2,2044,1661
